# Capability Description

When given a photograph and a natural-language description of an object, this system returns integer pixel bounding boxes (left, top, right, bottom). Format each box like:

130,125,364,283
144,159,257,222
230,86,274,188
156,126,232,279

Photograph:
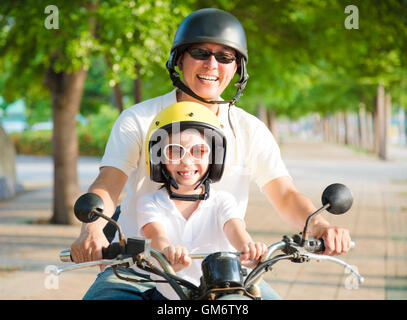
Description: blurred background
0,0,406,300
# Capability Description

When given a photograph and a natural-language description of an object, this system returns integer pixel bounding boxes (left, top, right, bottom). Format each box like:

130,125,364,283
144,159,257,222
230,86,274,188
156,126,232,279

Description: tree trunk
366,111,374,151
349,113,357,146
133,64,143,104
330,115,336,143
379,93,391,160
405,111,407,145
112,83,124,113
398,108,406,145
45,67,87,225
344,112,352,146
322,115,329,142
267,109,278,143
104,54,124,113
0,124,19,200
331,116,335,143
358,103,367,149
374,84,385,156
312,113,322,140
257,104,268,126
337,113,343,144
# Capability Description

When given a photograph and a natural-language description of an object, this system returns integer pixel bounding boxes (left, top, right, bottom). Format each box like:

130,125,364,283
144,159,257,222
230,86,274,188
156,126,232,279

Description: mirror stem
92,210,127,252
301,203,330,244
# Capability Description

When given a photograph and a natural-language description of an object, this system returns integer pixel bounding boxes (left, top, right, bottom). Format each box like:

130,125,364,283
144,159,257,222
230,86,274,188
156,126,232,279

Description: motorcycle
56,183,364,300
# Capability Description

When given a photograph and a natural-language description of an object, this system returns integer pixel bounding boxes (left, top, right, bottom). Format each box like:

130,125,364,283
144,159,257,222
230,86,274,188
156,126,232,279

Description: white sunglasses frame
162,143,211,163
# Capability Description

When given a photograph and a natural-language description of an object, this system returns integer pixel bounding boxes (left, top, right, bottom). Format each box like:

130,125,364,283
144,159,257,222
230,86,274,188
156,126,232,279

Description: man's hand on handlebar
70,224,110,271
311,223,352,256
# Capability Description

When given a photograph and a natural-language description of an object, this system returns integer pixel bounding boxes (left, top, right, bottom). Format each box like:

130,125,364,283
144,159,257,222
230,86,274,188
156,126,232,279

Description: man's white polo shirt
102,90,290,242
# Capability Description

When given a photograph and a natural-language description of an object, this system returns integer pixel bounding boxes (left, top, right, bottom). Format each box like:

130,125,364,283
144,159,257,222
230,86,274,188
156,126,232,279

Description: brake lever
53,256,135,276
302,252,364,284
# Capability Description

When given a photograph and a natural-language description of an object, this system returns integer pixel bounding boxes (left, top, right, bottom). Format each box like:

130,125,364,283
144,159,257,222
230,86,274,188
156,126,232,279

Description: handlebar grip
314,239,325,252
101,242,122,259
59,242,123,263
60,249,73,262
308,239,355,253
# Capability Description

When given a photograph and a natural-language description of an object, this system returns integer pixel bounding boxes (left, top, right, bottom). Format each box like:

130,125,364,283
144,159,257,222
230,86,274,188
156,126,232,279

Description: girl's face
164,130,210,190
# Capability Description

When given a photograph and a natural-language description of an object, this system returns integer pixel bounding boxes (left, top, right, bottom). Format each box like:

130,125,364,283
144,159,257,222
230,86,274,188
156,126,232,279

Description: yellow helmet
145,101,227,200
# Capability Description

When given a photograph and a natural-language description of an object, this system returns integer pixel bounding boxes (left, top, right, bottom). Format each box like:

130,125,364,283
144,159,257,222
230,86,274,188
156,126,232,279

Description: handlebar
57,237,362,284
61,236,355,263
59,248,244,263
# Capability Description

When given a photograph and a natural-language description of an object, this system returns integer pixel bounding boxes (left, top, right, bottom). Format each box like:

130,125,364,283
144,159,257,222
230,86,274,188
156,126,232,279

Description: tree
0,0,191,224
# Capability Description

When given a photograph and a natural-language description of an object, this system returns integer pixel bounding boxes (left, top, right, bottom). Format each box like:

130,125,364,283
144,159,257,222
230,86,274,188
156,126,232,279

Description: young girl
135,101,268,299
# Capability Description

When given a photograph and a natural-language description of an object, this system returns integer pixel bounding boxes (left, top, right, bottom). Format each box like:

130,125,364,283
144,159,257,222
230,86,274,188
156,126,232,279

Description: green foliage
10,130,52,155
1,0,407,129
77,104,119,156
25,97,52,125
11,104,119,156
227,0,407,115
0,0,193,112
81,55,112,115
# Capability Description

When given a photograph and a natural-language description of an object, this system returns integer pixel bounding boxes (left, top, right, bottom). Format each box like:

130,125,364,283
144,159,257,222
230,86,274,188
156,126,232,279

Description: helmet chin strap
161,167,211,202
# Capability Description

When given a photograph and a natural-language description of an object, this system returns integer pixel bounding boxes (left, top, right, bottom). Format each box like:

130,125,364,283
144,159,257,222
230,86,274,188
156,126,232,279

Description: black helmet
166,8,249,105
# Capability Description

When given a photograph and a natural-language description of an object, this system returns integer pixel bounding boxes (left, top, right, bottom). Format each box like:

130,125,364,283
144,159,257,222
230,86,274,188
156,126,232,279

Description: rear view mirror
74,193,104,223
321,183,353,215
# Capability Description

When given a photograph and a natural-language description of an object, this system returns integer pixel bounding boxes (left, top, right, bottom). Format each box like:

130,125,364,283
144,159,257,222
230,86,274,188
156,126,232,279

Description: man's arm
261,176,351,255
88,166,128,220
71,166,128,263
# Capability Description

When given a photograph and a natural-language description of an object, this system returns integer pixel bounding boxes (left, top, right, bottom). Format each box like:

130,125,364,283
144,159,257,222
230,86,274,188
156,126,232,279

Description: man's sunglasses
186,48,237,64
163,143,211,162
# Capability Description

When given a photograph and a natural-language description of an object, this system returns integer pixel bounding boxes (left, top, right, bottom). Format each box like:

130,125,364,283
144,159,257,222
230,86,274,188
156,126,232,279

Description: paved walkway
249,140,407,300
0,140,406,300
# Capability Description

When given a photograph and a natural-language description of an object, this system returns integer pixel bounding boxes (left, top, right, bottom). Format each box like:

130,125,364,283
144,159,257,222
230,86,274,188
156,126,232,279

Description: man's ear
177,54,184,71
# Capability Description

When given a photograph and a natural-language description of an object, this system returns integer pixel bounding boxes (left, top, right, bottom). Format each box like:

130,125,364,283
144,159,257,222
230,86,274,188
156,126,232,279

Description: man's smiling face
178,43,238,101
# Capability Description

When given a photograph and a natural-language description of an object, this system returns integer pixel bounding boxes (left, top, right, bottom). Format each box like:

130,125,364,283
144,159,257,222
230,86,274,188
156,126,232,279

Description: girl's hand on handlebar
239,242,268,268
162,245,192,272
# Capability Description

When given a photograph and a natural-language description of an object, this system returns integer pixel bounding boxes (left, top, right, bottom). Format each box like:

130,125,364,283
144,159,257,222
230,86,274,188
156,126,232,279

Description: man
72,8,351,299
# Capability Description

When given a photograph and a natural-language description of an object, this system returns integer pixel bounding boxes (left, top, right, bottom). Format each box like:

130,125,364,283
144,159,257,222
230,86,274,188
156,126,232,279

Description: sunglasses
187,47,237,64
163,143,211,162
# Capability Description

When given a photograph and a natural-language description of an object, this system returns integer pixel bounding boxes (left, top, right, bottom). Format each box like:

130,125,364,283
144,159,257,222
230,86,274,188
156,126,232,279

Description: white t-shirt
135,188,243,299
101,90,290,242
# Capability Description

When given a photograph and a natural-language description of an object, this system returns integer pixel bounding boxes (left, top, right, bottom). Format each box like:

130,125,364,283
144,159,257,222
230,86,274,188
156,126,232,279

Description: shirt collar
154,188,176,212
217,104,231,130
154,187,216,216
170,88,230,129
161,89,178,110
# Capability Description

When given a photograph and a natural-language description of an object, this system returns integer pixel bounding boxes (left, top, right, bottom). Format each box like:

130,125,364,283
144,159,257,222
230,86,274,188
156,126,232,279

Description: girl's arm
142,222,171,251
143,222,191,272
223,218,267,267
